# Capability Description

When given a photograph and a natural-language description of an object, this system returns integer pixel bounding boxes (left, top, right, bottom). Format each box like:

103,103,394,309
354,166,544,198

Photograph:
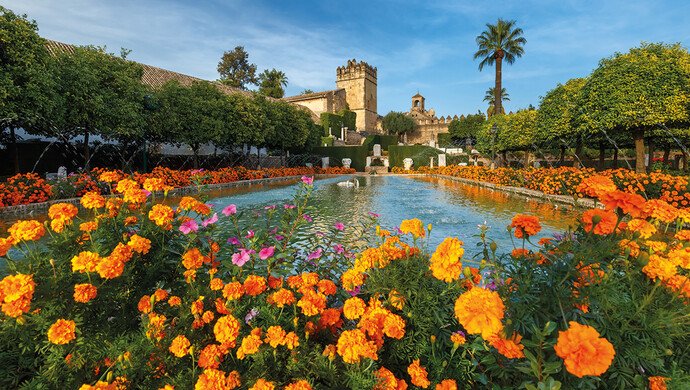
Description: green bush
312,145,368,171
388,145,441,168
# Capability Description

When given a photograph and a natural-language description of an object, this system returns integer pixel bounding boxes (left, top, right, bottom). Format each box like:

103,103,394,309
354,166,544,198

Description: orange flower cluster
399,218,426,238
454,287,505,338
429,237,464,282
0,273,36,317
407,359,430,388
0,173,52,208
47,318,77,345
554,321,615,378
510,214,541,239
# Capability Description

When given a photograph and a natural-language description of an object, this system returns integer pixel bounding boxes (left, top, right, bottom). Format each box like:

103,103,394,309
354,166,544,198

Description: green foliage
437,133,454,147
382,112,416,135
312,145,369,170
217,46,258,90
476,109,537,153
448,112,486,144
340,109,357,132
388,144,440,168
320,112,345,139
257,68,288,98
320,136,335,147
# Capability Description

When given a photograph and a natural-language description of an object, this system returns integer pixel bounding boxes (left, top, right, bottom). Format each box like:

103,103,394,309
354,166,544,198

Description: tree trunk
524,151,530,168
502,151,508,167
647,137,655,173
613,148,619,169
598,141,606,170
559,145,565,165
573,141,583,168
83,127,90,169
634,130,646,174
663,148,670,164
9,127,19,174
494,52,504,116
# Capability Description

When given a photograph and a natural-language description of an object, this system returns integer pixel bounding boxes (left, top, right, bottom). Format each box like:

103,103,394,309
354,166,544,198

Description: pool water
205,175,578,261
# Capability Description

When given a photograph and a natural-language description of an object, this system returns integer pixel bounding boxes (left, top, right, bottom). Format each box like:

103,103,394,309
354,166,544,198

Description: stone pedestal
322,157,330,168
430,157,435,168
437,154,446,167
373,144,382,157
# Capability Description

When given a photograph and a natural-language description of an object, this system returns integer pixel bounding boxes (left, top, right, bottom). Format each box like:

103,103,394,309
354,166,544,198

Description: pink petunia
232,249,252,266
307,248,322,261
222,204,237,216
303,214,313,222
227,236,241,245
301,176,314,185
179,219,198,235
265,205,276,210
333,244,345,254
259,246,275,260
334,222,345,231
284,204,296,209
246,230,255,239
201,213,218,227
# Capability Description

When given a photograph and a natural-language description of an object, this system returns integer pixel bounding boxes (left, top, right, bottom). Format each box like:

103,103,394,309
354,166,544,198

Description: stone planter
365,166,388,174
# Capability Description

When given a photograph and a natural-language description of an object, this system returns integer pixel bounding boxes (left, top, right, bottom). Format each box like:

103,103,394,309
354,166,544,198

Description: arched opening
414,100,420,107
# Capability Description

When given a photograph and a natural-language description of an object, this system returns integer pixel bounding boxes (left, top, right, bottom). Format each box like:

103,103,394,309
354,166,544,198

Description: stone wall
336,59,378,131
283,89,347,122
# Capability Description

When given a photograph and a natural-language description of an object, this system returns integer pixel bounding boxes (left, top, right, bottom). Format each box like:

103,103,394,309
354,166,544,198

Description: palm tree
483,87,510,116
258,69,288,98
474,19,526,117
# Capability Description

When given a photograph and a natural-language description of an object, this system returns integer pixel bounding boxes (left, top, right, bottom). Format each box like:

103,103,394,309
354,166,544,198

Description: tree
217,46,258,90
300,89,315,95
382,112,415,137
447,112,485,145
258,69,288,98
50,46,146,168
0,6,54,173
483,87,509,117
577,42,690,173
474,19,526,118
152,81,228,168
536,78,587,164
476,109,538,166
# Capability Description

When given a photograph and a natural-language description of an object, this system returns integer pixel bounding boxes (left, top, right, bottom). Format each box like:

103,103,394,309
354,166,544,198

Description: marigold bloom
194,368,241,390
674,229,690,241
236,332,263,359
400,218,426,238
283,331,300,349
454,287,504,338
96,256,125,279
168,296,182,306
128,234,151,254
198,344,224,369
79,221,98,233
223,281,244,301
644,199,679,223
317,279,337,295
435,380,457,390
648,376,669,390
487,332,525,359
581,209,618,235
598,190,646,217
154,288,169,301
407,359,430,388
510,214,541,239
322,344,336,361
618,239,640,258
642,255,677,281
138,295,152,314
267,288,295,308
0,273,35,318
49,203,79,221
47,319,76,344
214,315,241,345
79,381,117,389
182,248,207,270
116,178,139,194
430,237,464,282
243,275,267,296
284,380,312,390
264,325,287,348
341,269,365,291
99,171,120,182
71,251,101,273
336,329,378,364
554,321,615,378
382,313,406,339
388,289,405,310
627,218,657,239
73,283,97,303
297,289,327,316
8,220,45,242
169,335,191,357
450,331,466,346
0,236,14,257
577,175,617,198
343,296,366,320
148,204,174,229
249,379,274,390
374,367,398,390
81,191,106,209
144,177,168,192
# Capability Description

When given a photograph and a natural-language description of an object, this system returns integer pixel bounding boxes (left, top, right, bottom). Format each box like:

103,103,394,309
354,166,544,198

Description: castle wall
282,89,347,122
407,123,449,144
336,60,378,131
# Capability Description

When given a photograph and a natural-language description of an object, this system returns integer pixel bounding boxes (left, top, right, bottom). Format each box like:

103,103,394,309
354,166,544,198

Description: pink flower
246,230,255,239
222,204,237,216
303,214,313,222
143,190,152,197
368,212,380,218
284,204,296,209
265,205,276,210
232,249,252,266
179,219,198,235
275,235,284,241
301,176,314,185
334,222,345,231
201,213,218,227
245,308,258,323
227,236,241,245
259,246,275,260
333,244,345,254
307,248,322,261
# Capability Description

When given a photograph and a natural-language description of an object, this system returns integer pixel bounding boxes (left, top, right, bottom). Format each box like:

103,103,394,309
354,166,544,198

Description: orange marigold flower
374,367,398,390
128,234,151,254
47,318,76,345
124,216,138,226
214,315,241,345
148,204,174,229
0,273,35,318
222,281,244,301
194,368,241,390
79,221,98,233
317,279,337,295
554,321,615,378
674,229,690,241
627,218,657,239
618,239,640,258
116,178,139,194
598,190,646,218
284,380,312,390
343,297,367,320
510,214,541,239
209,278,224,291
8,220,45,242
642,254,677,281
400,218,426,238
450,331,466,346
341,269,365,291
79,381,117,389
81,191,106,209
648,376,669,390
663,275,690,298
144,177,168,192
71,251,101,273
267,288,295,308
283,331,299,350
487,332,525,359
153,288,169,302
138,295,152,314
388,289,405,310
267,275,283,289
182,248,206,270
99,171,120,182
168,296,182,306
49,203,79,221
96,256,125,279
248,379,274,390
198,344,224,369
429,237,464,282
264,325,287,348
169,335,191,357
74,283,97,303
0,236,15,257
322,344,336,361
644,199,679,223
382,313,406,339
435,379,457,390
236,332,263,359
297,288,327,316
336,329,378,364
581,209,618,235
454,287,504,338
407,359,430,388
577,175,617,198
191,297,204,315
243,275,267,296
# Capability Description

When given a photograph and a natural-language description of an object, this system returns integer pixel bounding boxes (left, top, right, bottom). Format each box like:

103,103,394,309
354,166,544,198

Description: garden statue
403,158,414,170
342,158,352,169
57,166,67,179
321,157,329,168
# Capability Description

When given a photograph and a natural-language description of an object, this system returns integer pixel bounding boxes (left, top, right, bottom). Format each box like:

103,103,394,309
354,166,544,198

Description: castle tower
411,93,425,112
336,59,377,131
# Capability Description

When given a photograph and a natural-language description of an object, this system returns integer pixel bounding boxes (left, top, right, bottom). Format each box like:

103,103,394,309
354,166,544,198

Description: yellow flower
8,220,45,242
400,218,425,238
73,283,97,303
47,319,76,345
454,287,504,338
169,335,191,357
429,237,464,282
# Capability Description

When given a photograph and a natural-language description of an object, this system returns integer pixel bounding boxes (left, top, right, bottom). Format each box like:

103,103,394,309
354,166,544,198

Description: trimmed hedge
389,145,442,168
320,113,344,139
312,145,368,171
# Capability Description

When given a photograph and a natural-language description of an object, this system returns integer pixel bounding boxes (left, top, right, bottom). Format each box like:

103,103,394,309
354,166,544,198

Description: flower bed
394,166,690,209
0,175,688,389
0,167,355,208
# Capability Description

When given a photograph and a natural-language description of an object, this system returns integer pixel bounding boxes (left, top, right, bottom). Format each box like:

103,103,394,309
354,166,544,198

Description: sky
5,0,690,118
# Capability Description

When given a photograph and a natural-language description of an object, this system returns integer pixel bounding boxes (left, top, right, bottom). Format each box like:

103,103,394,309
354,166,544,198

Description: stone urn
403,158,414,171
342,158,352,169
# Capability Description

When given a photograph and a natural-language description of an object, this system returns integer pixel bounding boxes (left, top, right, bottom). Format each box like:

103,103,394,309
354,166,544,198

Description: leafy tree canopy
257,68,288,98
447,112,485,142
536,77,587,145
382,111,415,135
217,46,258,90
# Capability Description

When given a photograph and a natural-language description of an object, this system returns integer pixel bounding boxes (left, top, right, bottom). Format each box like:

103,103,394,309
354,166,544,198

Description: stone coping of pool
0,174,352,218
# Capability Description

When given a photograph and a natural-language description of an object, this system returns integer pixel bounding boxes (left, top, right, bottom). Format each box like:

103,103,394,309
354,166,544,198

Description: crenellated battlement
336,59,377,81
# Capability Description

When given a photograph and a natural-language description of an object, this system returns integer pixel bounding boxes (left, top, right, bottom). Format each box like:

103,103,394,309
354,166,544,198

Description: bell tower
336,59,377,131
411,93,425,112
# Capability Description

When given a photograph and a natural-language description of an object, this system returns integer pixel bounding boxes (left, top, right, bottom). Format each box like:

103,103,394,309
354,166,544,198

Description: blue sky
5,0,690,117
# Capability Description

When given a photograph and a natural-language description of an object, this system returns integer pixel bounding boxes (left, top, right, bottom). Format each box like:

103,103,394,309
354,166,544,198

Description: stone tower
411,93,425,112
336,59,377,131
